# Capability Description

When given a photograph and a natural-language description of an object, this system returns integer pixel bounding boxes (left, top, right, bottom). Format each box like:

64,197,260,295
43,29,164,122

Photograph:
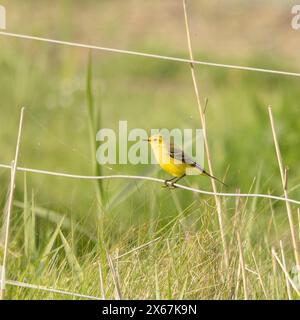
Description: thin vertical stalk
268,107,300,269
251,252,268,299
86,51,104,205
237,232,248,299
234,263,241,299
98,261,106,300
279,240,292,299
107,253,122,300
271,247,279,299
297,208,300,245
182,0,228,267
0,107,25,300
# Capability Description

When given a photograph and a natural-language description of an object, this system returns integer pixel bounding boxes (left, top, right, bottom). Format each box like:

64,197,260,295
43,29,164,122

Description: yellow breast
150,142,188,177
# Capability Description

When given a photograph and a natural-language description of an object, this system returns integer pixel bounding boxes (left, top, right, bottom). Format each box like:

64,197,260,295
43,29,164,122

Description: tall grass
3,196,300,299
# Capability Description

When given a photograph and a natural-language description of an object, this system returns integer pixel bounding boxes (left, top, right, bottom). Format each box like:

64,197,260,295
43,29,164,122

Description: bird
146,134,227,188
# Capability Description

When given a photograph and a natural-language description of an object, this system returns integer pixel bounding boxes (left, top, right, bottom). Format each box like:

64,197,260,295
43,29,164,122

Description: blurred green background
0,0,300,299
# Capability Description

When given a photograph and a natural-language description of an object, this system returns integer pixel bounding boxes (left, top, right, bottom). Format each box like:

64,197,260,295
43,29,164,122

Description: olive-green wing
168,142,204,170
168,142,227,186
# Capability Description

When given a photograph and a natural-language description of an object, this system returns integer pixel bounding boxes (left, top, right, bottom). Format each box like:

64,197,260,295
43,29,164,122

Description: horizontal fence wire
5,279,101,300
0,163,299,206
1,31,300,78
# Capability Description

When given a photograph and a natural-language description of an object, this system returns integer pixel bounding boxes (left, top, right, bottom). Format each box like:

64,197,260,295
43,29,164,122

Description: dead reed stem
237,232,248,299
251,252,268,299
107,253,122,300
182,0,228,267
272,248,300,296
98,262,106,300
279,240,292,299
268,107,300,270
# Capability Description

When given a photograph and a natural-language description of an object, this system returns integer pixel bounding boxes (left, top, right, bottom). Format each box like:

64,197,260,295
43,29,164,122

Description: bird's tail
203,170,228,187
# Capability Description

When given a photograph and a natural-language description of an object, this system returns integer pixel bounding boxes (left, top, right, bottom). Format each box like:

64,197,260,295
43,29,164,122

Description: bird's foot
162,180,177,189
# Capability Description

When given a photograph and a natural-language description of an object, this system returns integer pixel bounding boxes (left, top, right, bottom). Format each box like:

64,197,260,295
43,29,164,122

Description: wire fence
1,31,300,78
0,2,300,300
0,164,300,206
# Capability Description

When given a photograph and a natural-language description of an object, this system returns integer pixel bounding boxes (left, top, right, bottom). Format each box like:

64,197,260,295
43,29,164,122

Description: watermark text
292,5,300,30
0,5,6,29
96,121,204,175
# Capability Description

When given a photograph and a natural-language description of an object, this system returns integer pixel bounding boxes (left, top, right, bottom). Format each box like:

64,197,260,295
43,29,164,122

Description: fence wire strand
0,163,299,206
1,31,300,78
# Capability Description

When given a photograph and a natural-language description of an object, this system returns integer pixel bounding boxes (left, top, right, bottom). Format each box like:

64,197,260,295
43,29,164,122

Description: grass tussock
1,188,300,299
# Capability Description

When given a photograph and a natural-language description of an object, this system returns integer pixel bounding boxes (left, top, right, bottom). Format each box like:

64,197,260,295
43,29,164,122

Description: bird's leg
170,174,186,188
163,174,186,188
163,176,177,188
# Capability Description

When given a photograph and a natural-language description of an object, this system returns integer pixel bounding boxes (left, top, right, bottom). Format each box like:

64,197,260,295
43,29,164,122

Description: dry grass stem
0,107,25,300
182,0,228,267
268,107,300,271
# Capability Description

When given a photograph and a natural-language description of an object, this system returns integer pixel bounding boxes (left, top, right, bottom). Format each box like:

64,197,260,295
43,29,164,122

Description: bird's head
145,134,164,146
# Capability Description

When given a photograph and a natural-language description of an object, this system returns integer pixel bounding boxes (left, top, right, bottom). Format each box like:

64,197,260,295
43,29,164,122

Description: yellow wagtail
146,134,226,188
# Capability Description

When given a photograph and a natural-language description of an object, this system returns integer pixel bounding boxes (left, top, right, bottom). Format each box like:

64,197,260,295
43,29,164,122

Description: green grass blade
23,173,30,258
30,192,36,257
14,200,96,242
179,276,188,300
155,263,161,300
23,182,36,260
41,216,65,262
86,51,104,205
59,230,83,280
